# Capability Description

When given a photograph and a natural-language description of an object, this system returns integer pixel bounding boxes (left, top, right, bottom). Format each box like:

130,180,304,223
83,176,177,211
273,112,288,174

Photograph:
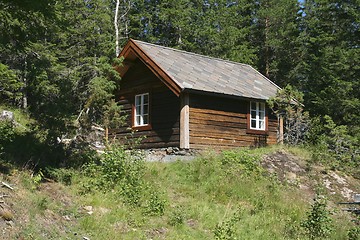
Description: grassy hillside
1,146,359,239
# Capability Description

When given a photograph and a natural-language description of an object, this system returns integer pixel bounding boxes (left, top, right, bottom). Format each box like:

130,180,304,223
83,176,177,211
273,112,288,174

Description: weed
46,168,73,185
213,207,242,240
36,196,49,212
143,189,166,216
31,170,44,190
168,206,186,226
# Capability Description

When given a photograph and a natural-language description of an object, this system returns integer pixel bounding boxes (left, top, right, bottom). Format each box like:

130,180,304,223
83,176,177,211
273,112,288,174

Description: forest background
0,0,359,170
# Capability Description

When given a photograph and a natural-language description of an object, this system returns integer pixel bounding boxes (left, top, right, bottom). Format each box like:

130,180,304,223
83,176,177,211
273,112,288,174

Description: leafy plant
267,84,310,145
347,215,360,240
307,115,359,172
46,168,73,185
143,189,167,216
168,205,186,226
214,207,242,240
83,145,145,206
348,226,360,240
301,194,333,239
221,149,262,176
0,120,16,159
31,170,44,190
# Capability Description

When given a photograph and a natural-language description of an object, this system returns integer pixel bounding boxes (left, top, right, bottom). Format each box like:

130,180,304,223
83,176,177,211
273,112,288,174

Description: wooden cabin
111,39,281,150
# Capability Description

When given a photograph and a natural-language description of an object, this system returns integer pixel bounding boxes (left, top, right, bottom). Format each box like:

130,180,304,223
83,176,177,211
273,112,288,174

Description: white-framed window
250,101,266,130
134,93,149,126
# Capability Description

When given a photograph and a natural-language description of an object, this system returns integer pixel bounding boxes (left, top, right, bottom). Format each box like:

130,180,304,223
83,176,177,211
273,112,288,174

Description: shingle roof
132,40,280,100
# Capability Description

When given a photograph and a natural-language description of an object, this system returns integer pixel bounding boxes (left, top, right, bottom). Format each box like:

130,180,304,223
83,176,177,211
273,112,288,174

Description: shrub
307,115,359,172
301,194,333,239
0,120,16,156
347,216,360,240
83,145,145,206
348,226,360,240
46,168,73,185
221,150,262,176
31,170,44,190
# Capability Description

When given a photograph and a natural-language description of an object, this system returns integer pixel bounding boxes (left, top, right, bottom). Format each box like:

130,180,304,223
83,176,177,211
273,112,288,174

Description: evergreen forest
0,0,359,171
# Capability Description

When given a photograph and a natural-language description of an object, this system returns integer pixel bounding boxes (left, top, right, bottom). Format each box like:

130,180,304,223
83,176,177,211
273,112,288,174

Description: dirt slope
1,149,359,239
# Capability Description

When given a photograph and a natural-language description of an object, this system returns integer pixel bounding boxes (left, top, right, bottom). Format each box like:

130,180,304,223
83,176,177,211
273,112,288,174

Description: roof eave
182,88,272,102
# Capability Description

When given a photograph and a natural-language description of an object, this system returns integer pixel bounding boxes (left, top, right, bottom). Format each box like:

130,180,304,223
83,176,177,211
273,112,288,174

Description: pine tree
0,0,122,136
297,0,360,128
253,0,301,87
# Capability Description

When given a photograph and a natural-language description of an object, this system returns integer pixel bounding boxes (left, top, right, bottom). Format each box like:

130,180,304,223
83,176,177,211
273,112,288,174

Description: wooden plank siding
188,94,278,149
110,59,180,148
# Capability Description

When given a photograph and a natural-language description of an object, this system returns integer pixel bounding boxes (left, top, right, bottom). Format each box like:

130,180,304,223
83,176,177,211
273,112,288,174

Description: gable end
117,39,182,97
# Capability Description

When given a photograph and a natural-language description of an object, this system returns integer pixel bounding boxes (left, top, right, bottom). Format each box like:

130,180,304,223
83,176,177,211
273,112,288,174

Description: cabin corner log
278,115,284,144
180,93,190,149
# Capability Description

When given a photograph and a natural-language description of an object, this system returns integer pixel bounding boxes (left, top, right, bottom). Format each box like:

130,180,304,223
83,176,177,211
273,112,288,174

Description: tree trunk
264,16,270,78
114,0,120,57
22,58,28,109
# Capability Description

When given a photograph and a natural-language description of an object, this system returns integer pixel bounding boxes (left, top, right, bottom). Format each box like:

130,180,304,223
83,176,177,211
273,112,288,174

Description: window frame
247,101,268,135
132,92,151,130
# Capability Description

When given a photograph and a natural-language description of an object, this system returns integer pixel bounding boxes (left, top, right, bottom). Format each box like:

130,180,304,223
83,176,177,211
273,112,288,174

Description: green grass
0,104,33,131
2,146,356,239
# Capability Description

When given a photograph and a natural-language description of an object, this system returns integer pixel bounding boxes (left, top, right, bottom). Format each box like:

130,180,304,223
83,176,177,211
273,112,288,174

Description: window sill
132,124,152,131
246,129,268,135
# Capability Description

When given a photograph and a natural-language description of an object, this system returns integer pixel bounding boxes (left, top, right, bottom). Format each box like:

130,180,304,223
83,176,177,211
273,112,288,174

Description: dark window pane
251,120,256,128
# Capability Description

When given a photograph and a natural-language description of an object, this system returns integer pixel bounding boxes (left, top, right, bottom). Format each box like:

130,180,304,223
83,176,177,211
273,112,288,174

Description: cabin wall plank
189,94,278,149
111,59,180,148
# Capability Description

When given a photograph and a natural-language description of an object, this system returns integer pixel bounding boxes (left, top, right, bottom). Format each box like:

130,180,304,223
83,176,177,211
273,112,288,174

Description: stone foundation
144,147,198,162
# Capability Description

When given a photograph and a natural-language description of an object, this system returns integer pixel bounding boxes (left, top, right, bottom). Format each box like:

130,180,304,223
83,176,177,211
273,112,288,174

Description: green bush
347,216,360,240
301,194,333,239
143,189,167,216
214,207,242,240
220,149,263,176
348,226,360,240
83,145,145,206
0,120,16,155
46,168,74,185
307,116,359,172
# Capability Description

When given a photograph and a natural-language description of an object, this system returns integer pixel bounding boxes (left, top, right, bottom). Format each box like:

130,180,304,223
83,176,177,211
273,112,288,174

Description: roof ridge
133,39,253,68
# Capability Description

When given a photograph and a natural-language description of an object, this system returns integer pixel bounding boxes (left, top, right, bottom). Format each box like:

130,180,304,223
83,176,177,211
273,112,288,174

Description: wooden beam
180,93,190,149
278,115,284,144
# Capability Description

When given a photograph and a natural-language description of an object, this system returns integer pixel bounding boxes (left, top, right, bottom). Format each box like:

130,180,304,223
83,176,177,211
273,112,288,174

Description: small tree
267,85,309,145
301,194,333,239
0,64,23,105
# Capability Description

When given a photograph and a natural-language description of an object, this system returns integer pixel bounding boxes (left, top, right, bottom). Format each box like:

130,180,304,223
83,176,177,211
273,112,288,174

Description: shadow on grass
1,131,67,173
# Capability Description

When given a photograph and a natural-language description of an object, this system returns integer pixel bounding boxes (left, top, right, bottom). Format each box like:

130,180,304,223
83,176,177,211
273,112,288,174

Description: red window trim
131,91,152,131
246,101,268,135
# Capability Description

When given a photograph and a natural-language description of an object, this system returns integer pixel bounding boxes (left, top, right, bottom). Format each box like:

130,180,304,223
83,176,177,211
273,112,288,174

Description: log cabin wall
189,94,278,149
110,59,180,148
